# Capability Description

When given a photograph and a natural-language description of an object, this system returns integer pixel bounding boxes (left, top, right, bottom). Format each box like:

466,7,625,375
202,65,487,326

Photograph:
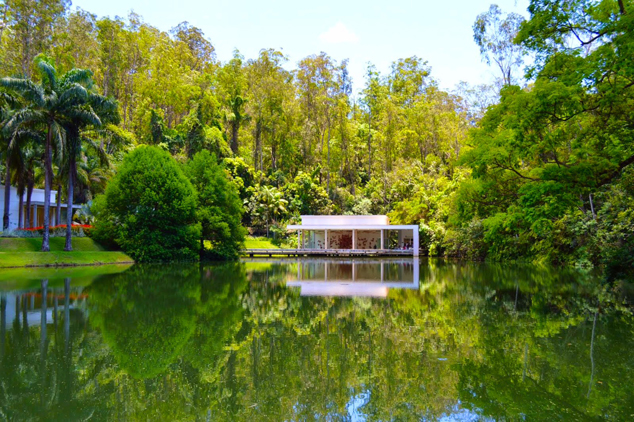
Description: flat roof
287,224,418,230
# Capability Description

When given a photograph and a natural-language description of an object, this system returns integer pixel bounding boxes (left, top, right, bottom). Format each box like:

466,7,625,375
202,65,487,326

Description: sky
72,0,530,93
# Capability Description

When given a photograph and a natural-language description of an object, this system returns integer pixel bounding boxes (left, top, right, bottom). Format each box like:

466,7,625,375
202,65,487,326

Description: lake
0,258,632,420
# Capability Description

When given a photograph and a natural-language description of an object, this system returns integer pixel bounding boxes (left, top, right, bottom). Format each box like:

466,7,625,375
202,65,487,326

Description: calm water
0,258,633,421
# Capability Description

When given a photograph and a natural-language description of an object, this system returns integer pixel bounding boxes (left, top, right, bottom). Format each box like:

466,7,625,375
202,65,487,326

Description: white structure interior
288,215,419,256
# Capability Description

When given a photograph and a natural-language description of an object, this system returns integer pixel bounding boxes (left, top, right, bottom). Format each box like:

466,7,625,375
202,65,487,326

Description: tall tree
1,0,69,77
1,61,102,251
473,4,525,86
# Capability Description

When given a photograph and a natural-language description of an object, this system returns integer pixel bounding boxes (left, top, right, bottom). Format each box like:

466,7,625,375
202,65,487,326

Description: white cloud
318,22,359,44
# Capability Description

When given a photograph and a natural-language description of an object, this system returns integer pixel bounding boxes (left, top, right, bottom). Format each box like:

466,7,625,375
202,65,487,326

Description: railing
241,248,415,257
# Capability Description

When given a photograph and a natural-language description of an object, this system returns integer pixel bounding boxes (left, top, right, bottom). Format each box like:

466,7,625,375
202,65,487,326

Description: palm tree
61,71,117,251
1,90,19,231
0,61,106,251
256,185,287,238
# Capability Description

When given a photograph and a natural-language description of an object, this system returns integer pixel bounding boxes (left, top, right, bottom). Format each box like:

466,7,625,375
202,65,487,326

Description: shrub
92,146,200,262
183,150,246,260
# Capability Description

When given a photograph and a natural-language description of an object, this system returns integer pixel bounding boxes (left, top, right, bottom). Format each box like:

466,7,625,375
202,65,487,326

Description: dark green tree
184,150,246,259
92,145,200,262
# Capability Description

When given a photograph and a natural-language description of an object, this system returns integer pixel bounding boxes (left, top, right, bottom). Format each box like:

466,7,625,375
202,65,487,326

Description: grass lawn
244,237,281,249
0,237,133,268
0,251,133,268
0,237,106,252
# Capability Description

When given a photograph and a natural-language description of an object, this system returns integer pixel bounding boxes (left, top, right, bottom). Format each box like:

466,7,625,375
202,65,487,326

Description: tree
92,146,200,262
246,184,288,237
217,51,248,155
0,0,69,77
454,0,634,264
1,89,19,230
60,69,117,251
1,61,100,250
184,150,246,259
473,4,525,86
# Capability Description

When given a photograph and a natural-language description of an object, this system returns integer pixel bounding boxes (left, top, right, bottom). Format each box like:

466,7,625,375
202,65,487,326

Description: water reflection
0,259,632,420
285,258,419,297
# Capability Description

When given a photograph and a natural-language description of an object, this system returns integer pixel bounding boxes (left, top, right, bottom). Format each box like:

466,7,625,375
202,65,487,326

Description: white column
413,227,419,257
352,229,357,250
325,229,329,249
380,229,384,250
32,205,37,228
297,230,301,249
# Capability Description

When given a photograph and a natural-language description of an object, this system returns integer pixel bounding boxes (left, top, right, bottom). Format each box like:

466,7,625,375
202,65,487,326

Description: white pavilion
287,215,419,256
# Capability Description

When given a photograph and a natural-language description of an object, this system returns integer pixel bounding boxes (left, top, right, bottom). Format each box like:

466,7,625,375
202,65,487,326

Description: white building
0,186,81,231
287,215,420,256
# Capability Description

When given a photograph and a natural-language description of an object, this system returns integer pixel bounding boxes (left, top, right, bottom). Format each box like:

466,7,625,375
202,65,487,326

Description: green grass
0,251,133,268
0,237,133,269
244,237,281,249
0,237,106,252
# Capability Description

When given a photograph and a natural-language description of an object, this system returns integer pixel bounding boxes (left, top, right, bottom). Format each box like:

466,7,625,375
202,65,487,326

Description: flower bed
10,224,93,238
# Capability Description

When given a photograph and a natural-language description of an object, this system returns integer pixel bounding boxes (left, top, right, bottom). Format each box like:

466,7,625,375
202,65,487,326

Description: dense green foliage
451,0,634,273
1,0,633,275
92,146,200,262
184,150,246,259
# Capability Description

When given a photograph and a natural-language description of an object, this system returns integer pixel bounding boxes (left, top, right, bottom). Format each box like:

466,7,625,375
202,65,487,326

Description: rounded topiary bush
92,146,200,262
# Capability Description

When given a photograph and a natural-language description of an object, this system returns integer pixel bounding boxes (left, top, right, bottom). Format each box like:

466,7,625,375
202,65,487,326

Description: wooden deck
241,248,415,257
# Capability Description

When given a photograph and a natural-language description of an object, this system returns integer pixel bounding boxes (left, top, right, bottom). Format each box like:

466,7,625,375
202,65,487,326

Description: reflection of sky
346,390,370,421
340,392,490,421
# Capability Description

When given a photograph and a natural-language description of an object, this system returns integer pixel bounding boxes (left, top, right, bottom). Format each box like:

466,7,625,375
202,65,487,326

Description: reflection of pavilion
286,258,419,297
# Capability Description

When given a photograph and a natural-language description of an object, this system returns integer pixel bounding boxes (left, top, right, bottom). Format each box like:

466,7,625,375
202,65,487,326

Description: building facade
287,215,420,256
0,186,80,231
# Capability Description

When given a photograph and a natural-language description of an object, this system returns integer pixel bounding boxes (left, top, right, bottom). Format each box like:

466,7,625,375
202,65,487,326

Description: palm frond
58,84,89,107
50,121,66,158
81,136,109,166
37,61,58,92
3,108,45,134
0,78,45,107
67,106,101,127
61,69,94,88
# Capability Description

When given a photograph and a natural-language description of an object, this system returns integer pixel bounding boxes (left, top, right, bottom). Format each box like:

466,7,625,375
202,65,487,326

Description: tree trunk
231,121,239,155
589,194,596,220
56,182,62,228
254,119,262,171
326,118,331,194
3,156,10,231
368,110,372,178
17,179,24,229
25,179,34,228
64,154,75,251
42,126,53,252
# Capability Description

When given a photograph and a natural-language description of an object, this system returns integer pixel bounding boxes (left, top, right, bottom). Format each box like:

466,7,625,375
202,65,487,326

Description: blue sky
72,0,529,92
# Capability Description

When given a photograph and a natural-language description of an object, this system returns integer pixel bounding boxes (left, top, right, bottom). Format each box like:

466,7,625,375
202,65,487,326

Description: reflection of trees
88,265,201,379
0,280,100,420
0,260,632,420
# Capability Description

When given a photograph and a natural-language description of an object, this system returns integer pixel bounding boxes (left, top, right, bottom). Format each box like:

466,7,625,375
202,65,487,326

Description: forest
0,0,633,275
